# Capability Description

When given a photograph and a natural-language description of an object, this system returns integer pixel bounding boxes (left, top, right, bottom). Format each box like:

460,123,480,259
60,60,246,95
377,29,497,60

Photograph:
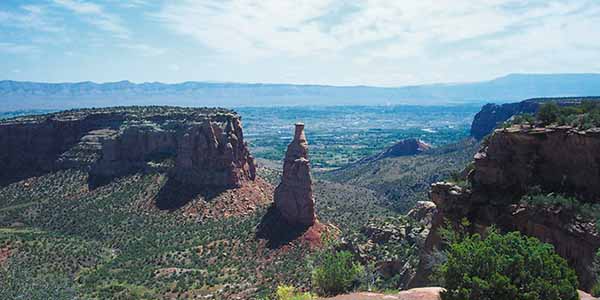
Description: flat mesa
0,106,256,189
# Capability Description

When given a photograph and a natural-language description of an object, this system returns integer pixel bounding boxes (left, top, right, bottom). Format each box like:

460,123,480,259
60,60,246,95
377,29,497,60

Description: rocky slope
470,96,600,139
415,125,600,290
0,107,256,188
322,139,479,212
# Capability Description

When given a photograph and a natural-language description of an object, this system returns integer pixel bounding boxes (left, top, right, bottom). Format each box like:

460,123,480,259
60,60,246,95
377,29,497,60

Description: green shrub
592,283,600,298
440,230,578,300
591,250,600,297
537,102,561,125
521,192,600,224
312,250,364,296
275,285,315,300
511,113,535,126
527,100,600,129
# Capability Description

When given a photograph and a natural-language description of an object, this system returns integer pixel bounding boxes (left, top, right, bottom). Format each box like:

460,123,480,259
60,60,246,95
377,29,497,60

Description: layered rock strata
274,123,316,226
472,125,600,201
413,125,600,290
0,107,256,189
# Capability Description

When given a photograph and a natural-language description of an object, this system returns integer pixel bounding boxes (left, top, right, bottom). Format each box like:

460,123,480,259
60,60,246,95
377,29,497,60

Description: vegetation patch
438,229,578,300
508,101,600,129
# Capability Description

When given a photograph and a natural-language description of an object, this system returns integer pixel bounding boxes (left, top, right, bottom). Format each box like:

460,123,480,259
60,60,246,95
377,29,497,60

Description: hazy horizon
2,72,600,88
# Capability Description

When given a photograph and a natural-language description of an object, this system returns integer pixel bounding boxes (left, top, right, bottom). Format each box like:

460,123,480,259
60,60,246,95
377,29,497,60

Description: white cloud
120,0,150,8
54,0,130,38
0,5,63,32
155,0,600,85
156,0,340,57
2,0,599,86
0,42,38,54
120,43,166,57
168,64,180,71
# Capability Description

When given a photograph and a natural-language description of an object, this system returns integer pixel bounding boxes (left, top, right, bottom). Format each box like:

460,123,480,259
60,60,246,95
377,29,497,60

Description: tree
537,102,561,125
311,250,364,296
439,230,578,300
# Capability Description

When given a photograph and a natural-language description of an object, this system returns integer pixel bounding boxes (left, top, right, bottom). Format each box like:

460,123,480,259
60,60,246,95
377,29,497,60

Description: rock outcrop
470,96,600,140
472,125,600,201
0,107,257,190
274,123,316,226
322,288,597,300
338,202,437,289
470,101,537,140
414,125,600,290
358,138,431,164
321,287,445,300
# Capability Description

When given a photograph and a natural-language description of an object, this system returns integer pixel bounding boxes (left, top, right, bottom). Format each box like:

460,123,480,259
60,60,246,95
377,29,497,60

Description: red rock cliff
0,107,256,189
414,125,600,290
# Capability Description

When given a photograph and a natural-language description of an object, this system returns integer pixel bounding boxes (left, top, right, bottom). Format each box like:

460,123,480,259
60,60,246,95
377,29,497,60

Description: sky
1,0,600,86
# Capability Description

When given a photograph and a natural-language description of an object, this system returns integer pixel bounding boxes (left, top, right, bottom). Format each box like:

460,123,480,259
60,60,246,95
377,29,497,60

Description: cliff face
470,97,600,140
415,126,600,290
0,107,256,189
470,101,538,140
472,126,600,201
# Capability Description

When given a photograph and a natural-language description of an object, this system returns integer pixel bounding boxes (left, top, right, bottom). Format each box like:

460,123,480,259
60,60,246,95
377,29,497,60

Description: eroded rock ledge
0,106,256,189
414,125,600,290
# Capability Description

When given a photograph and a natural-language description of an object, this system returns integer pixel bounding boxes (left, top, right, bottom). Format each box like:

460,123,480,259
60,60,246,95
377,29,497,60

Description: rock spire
274,123,316,226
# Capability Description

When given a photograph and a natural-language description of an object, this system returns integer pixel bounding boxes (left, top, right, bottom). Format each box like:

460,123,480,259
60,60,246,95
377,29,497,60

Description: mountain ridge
3,73,600,111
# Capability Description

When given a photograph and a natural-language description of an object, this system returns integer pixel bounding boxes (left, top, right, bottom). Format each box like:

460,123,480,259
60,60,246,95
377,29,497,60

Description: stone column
274,123,316,226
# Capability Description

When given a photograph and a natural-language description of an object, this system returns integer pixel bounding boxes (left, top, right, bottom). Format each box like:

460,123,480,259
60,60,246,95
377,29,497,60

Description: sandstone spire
274,123,316,226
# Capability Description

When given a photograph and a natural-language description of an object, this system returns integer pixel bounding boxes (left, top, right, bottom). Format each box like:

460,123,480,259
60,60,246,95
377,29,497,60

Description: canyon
2,101,600,298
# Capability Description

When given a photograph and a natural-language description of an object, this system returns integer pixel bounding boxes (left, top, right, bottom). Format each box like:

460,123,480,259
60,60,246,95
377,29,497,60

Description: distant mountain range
2,73,600,111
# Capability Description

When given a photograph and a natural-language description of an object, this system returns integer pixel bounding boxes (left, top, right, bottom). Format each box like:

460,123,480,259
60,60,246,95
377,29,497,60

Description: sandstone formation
322,288,598,300
337,202,436,289
413,125,600,290
274,123,316,226
470,96,600,140
358,138,431,164
321,287,445,300
0,107,256,190
470,101,537,140
472,125,600,201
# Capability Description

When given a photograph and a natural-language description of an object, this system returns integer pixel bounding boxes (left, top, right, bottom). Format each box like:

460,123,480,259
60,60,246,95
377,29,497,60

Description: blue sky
1,0,599,86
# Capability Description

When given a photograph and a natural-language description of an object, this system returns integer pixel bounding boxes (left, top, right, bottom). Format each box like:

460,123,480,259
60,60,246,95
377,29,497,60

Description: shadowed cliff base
256,205,330,249
155,178,228,211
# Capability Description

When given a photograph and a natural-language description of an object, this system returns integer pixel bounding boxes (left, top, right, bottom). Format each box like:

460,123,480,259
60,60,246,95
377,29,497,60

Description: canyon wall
415,125,600,290
470,97,600,140
0,107,256,189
